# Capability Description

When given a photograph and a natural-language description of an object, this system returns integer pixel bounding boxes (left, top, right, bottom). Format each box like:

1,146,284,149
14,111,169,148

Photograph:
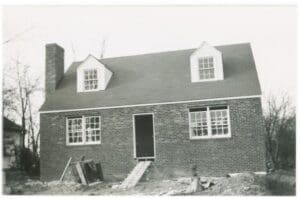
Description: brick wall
40,97,266,181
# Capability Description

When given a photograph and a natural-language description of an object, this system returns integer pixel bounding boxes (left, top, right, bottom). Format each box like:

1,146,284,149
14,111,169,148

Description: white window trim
66,116,101,146
189,106,231,140
194,78,219,83
80,68,101,92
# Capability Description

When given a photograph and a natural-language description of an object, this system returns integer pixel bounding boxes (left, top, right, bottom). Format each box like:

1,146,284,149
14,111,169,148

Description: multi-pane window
189,108,208,137
198,56,215,80
67,116,101,145
85,116,101,144
84,69,98,91
189,106,230,139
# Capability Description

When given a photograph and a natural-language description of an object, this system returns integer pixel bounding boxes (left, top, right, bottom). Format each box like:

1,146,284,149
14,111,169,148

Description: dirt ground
4,170,286,196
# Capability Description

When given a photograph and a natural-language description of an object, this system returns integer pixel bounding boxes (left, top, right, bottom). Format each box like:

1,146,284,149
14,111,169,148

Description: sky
2,6,298,109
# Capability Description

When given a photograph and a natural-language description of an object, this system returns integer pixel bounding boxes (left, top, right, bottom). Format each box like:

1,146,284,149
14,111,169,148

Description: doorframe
132,113,156,160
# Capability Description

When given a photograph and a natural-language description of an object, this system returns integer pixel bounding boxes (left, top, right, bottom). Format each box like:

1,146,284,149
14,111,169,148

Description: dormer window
190,42,224,83
77,55,113,92
84,69,99,91
199,56,215,80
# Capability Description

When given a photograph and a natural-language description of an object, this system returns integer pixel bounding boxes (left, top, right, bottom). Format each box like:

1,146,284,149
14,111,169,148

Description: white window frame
66,116,101,146
188,106,231,140
83,69,99,92
197,56,217,81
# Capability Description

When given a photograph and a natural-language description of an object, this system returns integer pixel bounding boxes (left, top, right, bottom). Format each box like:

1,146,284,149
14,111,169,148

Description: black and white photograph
1,2,297,196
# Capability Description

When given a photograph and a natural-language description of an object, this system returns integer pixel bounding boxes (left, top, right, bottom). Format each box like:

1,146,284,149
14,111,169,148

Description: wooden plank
119,161,151,189
76,162,87,185
88,181,102,186
59,157,72,182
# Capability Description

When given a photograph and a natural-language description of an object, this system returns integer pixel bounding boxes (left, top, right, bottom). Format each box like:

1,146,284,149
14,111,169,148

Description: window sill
66,142,101,146
190,135,231,140
78,89,102,93
193,78,222,83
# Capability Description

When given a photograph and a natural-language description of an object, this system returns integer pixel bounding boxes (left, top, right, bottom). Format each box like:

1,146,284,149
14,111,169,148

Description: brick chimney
45,43,64,97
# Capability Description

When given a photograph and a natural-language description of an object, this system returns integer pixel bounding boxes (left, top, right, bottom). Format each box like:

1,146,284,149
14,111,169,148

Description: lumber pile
60,157,103,186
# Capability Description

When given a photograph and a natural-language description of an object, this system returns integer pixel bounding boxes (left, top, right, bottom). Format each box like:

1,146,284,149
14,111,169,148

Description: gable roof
3,117,23,132
40,43,262,112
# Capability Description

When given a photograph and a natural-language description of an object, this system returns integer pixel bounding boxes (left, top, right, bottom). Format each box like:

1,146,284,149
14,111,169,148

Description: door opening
133,114,155,159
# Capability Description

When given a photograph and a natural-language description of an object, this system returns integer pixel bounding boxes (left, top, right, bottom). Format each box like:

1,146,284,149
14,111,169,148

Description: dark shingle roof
3,117,23,132
40,43,261,111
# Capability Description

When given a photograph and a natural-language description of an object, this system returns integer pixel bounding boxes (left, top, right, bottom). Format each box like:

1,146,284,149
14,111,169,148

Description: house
39,42,266,181
3,117,23,169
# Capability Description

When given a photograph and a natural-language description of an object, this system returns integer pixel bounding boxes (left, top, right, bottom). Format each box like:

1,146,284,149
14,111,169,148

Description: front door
134,114,155,158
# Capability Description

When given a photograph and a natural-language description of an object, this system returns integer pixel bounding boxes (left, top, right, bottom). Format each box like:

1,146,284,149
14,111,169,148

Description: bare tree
3,58,41,153
3,82,18,118
264,94,295,170
87,35,109,59
71,41,77,62
99,37,107,59
2,26,34,45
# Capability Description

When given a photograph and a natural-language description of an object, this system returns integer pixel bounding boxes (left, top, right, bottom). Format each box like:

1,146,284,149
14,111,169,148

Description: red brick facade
40,97,266,181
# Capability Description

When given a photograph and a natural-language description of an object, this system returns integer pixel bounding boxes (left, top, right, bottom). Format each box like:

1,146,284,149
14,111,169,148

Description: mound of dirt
195,172,271,196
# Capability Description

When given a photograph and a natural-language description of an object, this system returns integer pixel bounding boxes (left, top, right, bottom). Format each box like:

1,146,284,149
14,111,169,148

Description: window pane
224,128,228,135
190,113,195,122
203,128,208,136
199,73,204,80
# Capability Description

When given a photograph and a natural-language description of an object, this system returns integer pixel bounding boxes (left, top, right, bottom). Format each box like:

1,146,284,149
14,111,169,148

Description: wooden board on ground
76,162,87,185
60,157,72,181
63,164,81,183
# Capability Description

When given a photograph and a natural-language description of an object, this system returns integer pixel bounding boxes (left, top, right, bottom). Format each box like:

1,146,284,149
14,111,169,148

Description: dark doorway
134,114,155,158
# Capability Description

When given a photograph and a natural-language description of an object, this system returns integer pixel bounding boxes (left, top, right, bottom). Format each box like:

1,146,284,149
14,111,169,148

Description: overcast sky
2,6,297,108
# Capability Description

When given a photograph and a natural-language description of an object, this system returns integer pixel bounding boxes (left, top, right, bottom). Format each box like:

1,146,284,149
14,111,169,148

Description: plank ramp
119,161,151,189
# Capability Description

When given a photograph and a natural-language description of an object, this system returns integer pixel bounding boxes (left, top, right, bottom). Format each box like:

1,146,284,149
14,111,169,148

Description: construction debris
59,157,103,186
186,177,201,193
5,171,275,195
177,177,192,184
202,181,215,189
162,176,213,196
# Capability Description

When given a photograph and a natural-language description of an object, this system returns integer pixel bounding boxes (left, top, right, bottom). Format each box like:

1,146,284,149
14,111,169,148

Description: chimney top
45,43,65,97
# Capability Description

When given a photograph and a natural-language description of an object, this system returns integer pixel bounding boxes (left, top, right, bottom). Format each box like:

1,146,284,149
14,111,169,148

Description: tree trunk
21,115,26,148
